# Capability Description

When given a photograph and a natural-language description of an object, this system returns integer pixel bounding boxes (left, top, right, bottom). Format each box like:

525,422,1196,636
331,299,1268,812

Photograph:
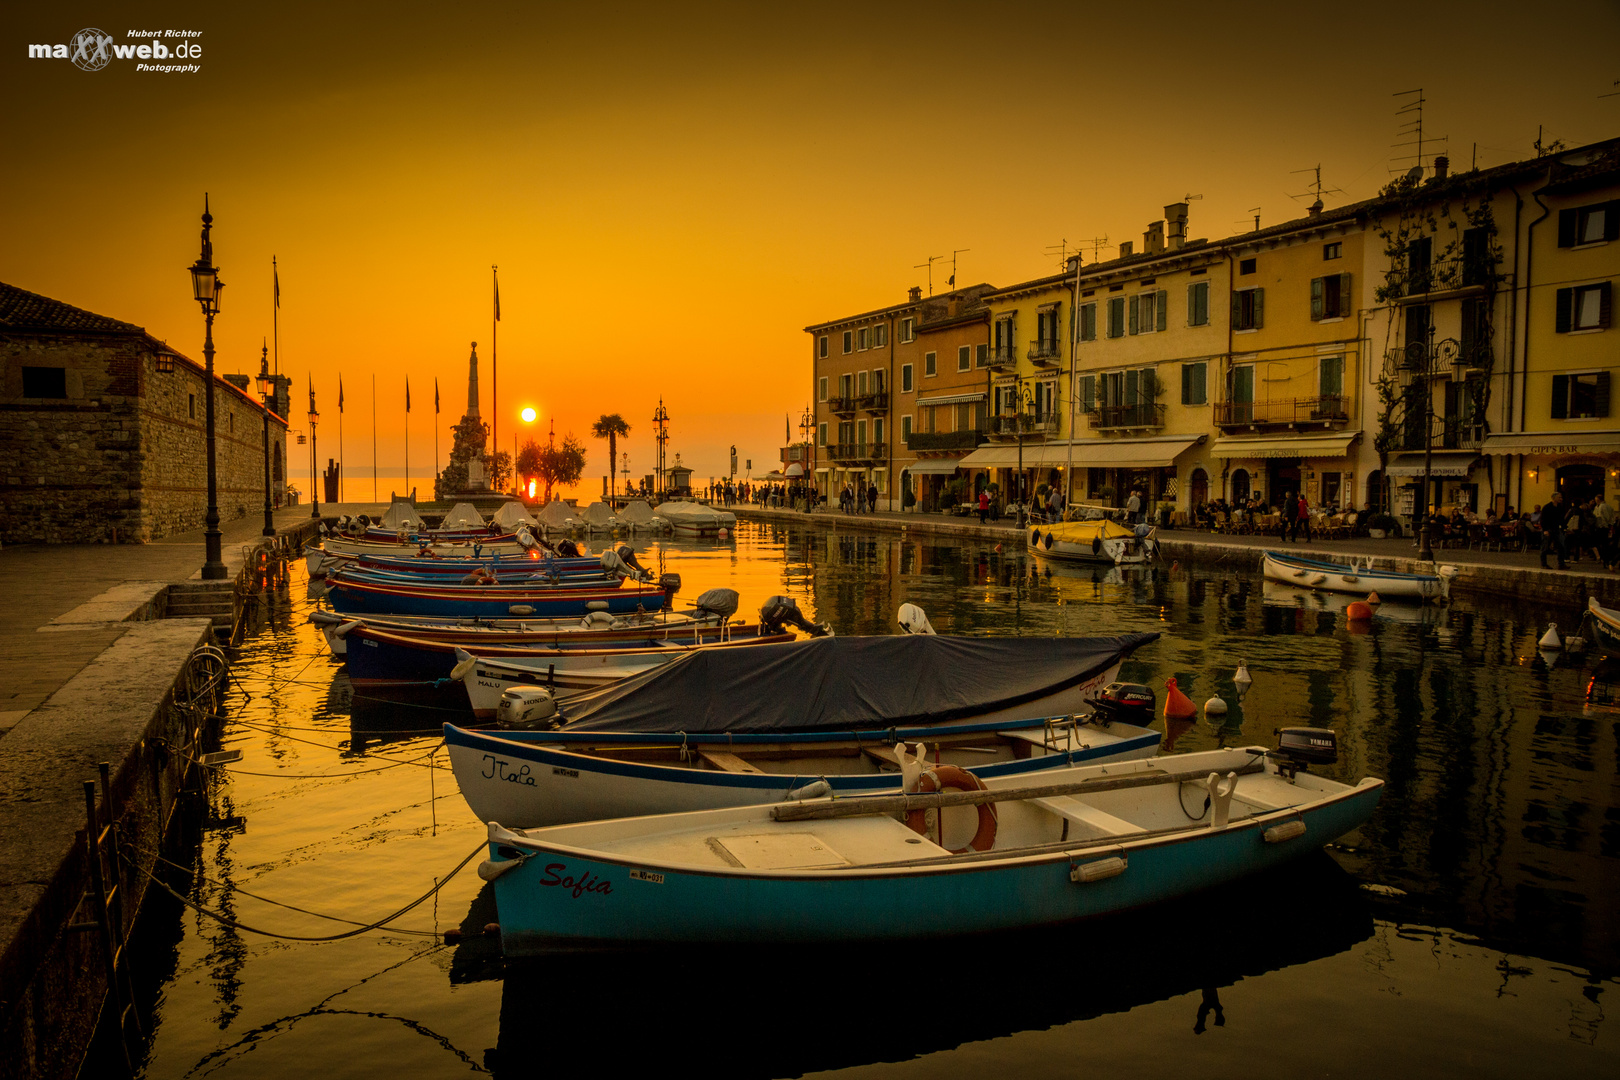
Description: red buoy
1346,600,1374,621
1164,677,1197,722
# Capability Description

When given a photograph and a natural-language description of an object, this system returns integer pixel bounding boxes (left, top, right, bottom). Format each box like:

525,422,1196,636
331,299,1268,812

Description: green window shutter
1599,372,1613,418
1253,288,1264,328
1181,364,1192,404
1606,202,1620,242
1187,283,1198,326
1551,374,1569,419
1141,368,1155,401
1080,375,1095,413
1555,288,1573,333
1128,295,1140,335
1156,290,1167,332
1340,273,1353,317
1601,282,1613,329
1231,289,1244,327
1557,209,1577,248
1125,368,1139,405
1194,362,1206,404
1310,277,1324,320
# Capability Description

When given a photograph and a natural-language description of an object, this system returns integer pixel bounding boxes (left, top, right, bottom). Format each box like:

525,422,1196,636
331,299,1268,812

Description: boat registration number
629,868,664,885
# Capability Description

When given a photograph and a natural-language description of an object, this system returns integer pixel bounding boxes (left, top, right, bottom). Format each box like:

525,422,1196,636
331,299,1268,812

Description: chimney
1066,253,1082,274
1119,240,1134,257
947,297,961,317
1432,155,1449,182
1163,203,1188,250
908,286,922,303
1144,221,1165,255
1307,198,1324,217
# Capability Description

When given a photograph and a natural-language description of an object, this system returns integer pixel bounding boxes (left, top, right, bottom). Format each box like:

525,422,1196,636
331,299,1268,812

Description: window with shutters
1232,288,1263,331
818,422,827,446
1552,372,1611,420
902,415,913,442
1128,291,1167,335
1311,274,1353,320
1319,355,1344,399
1180,362,1207,405
900,318,915,343
1036,306,1060,350
873,323,888,347
857,327,869,351
993,315,1016,361
1187,281,1209,326
1555,283,1612,333
958,345,970,372
857,371,869,396
1558,202,1619,248
976,343,989,367
1079,302,1097,341
842,331,852,353
1461,227,1491,287
818,335,828,358
818,376,828,402
1406,237,1433,295
901,364,913,393
1077,373,1095,413
1106,297,1126,338
924,351,937,376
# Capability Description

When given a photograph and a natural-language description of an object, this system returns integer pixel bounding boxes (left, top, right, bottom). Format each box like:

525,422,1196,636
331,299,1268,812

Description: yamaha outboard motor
555,538,581,559
1272,726,1338,776
1089,682,1156,726
693,588,740,621
759,595,831,636
615,545,650,579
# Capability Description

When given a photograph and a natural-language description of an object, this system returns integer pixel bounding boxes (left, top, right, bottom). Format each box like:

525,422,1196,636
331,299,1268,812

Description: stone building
0,281,290,543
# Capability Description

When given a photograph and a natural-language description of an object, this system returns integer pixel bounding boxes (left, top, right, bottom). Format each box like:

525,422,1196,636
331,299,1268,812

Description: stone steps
166,582,235,626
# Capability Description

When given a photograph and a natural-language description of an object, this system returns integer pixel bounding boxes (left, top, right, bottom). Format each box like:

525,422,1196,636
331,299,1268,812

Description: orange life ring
906,764,998,853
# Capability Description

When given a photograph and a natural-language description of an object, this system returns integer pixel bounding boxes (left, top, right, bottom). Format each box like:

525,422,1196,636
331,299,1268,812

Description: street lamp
1403,327,1460,562
1014,380,1034,528
257,343,275,537
188,196,227,580
308,392,320,519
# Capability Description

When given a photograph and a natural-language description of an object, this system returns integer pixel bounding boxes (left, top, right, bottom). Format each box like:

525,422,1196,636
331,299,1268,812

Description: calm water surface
115,522,1617,1078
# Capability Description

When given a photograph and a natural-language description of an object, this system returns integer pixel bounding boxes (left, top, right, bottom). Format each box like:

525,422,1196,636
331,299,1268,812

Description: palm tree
590,413,631,498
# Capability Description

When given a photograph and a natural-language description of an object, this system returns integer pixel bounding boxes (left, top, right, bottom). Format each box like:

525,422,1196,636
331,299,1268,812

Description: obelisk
464,341,486,488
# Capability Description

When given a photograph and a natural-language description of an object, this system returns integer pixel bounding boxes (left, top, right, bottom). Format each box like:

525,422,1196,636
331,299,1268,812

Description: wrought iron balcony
1026,340,1064,366
857,391,889,413
828,396,858,416
827,441,887,463
990,413,1060,437
1391,254,1498,299
1088,403,1166,430
907,429,985,451
986,346,1018,371
1213,395,1350,429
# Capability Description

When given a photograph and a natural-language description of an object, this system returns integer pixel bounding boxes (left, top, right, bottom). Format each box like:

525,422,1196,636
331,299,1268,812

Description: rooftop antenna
1599,78,1620,100
1043,240,1073,271
914,254,943,296
949,248,969,289
1085,236,1109,262
1236,208,1261,231
1288,165,1344,207
1392,88,1447,178
1182,193,1205,203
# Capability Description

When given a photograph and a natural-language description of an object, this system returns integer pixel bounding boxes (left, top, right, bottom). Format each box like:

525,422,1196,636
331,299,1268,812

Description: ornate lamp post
257,344,275,536
1015,380,1034,528
1404,326,1459,562
309,391,320,519
188,197,227,580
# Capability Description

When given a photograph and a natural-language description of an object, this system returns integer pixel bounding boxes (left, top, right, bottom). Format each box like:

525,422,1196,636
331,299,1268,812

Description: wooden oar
770,760,1267,822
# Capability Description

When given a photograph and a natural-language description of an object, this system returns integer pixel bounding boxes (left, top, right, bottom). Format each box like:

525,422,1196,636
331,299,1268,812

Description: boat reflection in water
484,854,1372,1079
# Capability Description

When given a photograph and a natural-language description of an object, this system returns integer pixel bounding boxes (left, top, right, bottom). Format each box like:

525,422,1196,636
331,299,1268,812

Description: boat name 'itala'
541,862,613,898
480,755,537,786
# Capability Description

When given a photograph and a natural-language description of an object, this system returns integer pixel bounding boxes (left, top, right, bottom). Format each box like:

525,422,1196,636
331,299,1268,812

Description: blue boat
324,575,668,619
479,743,1384,950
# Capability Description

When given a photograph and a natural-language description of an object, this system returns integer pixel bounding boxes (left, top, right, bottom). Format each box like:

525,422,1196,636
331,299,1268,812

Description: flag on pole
406,377,411,413
494,276,500,322
338,375,344,413
274,262,280,308
435,378,439,414
308,374,315,416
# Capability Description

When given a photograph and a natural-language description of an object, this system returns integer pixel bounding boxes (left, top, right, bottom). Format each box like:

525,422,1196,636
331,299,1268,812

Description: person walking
868,481,879,515
1279,491,1296,542
1126,488,1141,525
1292,491,1312,543
1540,491,1569,570
978,487,989,524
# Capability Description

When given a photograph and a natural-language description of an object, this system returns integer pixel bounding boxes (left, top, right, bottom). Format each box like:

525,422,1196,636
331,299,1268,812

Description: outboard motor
896,603,936,635
598,549,632,580
759,595,831,637
516,526,540,551
1272,726,1337,775
357,513,371,528
555,538,581,559
497,686,560,729
1088,682,1156,726
658,573,682,601
615,545,650,578
693,588,740,621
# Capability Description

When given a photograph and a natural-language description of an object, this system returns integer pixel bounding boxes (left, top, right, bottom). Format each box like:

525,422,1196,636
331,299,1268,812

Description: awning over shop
783,462,805,477
960,438,1201,469
1210,432,1359,460
916,392,987,406
1386,451,1482,478
1480,430,1620,456
908,458,964,475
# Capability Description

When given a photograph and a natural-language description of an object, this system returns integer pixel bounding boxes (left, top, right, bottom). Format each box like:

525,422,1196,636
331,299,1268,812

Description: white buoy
1204,696,1229,718
1539,622,1563,650
718,528,729,540
1233,662,1253,700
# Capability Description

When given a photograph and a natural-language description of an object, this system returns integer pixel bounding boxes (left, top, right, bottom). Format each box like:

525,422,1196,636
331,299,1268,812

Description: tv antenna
914,254,943,296
1181,193,1204,204
1236,208,1262,231
949,248,969,290
1289,165,1344,207
1392,88,1447,177
1044,240,1076,270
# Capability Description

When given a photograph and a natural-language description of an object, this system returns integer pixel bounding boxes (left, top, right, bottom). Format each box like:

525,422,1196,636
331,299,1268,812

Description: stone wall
0,332,287,544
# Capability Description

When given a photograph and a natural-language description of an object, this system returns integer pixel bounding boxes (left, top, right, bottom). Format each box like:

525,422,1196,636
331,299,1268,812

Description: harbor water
106,522,1617,1078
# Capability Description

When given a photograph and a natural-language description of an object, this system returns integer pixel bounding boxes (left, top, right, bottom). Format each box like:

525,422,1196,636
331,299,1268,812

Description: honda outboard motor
555,538,581,559
693,588,740,620
759,595,831,636
615,545,650,578
1089,682,1156,725
896,603,936,635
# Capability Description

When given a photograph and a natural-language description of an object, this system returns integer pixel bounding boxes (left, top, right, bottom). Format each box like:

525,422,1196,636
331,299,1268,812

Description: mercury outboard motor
659,573,682,602
616,545,650,579
555,538,581,559
1089,682,1156,725
693,588,740,620
759,595,831,636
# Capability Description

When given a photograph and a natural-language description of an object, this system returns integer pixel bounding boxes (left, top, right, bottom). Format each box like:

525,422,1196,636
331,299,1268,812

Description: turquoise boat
480,742,1383,952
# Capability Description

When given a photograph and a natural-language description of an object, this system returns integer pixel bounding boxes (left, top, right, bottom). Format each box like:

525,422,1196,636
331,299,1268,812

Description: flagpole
434,377,440,501
492,265,500,480
338,376,344,504
372,373,378,503
405,377,411,504
272,256,279,377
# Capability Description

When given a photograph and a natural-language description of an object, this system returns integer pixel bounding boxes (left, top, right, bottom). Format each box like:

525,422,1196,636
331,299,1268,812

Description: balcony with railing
1391,254,1497,300
827,441,887,463
1213,395,1350,430
989,413,1061,438
1025,340,1064,368
1088,402,1166,431
907,429,985,452
857,391,889,413
828,395,858,416
986,346,1018,371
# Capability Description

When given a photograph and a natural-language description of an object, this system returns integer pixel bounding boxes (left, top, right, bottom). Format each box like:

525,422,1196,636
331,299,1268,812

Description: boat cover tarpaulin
493,501,540,528
378,500,425,531
537,501,580,528
620,500,658,524
558,632,1159,734
441,503,486,529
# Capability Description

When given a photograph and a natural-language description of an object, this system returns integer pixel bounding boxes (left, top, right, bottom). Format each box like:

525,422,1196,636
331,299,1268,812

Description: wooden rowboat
1027,519,1156,565
1261,550,1456,603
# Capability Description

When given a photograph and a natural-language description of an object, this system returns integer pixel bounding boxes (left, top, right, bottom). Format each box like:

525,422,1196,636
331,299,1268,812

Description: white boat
492,501,541,531
536,501,583,532
1262,550,1457,603
655,501,735,537
479,736,1382,951
1028,518,1156,565
440,502,487,530
580,502,624,533
619,499,670,533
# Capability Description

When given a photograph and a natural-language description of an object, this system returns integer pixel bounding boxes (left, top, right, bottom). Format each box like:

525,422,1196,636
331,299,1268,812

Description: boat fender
1205,771,1239,829
508,604,536,616
332,620,363,638
1539,622,1562,650
477,851,531,882
906,764,997,854
1043,531,1053,550
450,649,477,681
1142,538,1157,560
785,779,832,801
1070,856,1127,884
896,603,936,635
579,610,615,629
1263,820,1307,844
1309,573,1329,587
1092,536,1102,556
1031,529,1041,546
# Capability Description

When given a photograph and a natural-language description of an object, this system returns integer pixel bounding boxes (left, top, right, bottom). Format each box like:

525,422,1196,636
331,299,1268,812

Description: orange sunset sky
3,1,1617,501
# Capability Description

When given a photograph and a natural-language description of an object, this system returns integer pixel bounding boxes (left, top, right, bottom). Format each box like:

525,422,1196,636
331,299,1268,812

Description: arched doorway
1231,468,1251,504
1365,469,1383,512
1556,463,1605,506
1189,468,1209,508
